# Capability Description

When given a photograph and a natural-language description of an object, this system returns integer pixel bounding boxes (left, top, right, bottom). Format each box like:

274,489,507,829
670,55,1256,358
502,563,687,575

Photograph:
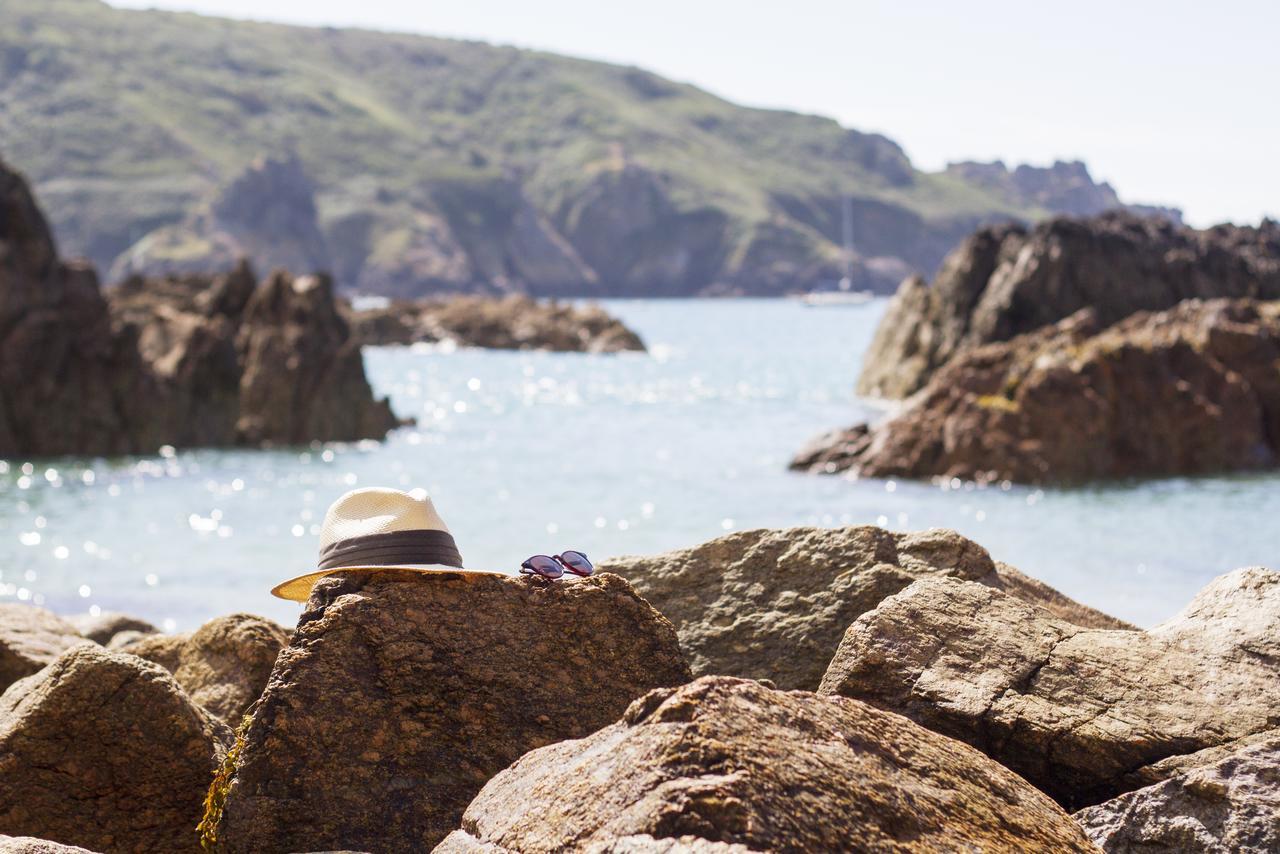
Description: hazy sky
107,0,1276,227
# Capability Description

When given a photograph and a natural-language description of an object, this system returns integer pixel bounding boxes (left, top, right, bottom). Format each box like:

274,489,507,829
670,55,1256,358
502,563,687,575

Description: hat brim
271,564,505,602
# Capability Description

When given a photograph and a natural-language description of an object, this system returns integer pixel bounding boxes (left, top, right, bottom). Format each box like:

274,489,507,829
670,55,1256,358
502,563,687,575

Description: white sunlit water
1,298,1277,630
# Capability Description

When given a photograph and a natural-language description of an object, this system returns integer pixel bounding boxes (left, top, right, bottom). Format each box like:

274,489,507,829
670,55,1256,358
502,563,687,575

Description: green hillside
0,0,1146,295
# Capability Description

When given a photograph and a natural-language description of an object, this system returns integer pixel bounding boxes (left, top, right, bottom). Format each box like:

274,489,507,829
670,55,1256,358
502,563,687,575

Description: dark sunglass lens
560,551,593,576
526,555,563,579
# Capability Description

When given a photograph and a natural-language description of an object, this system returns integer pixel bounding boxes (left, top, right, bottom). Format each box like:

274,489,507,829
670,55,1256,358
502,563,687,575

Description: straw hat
271,487,500,601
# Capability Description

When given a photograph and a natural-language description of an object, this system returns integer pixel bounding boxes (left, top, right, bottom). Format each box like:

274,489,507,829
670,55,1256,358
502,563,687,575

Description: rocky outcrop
945,160,1182,222
209,570,691,852
0,604,87,691
0,644,233,853
795,299,1280,483
0,157,399,455
108,262,400,446
1074,732,1280,853
346,294,645,352
109,154,332,281
599,526,1128,691
67,612,158,646
436,676,1097,852
857,212,1280,399
818,567,1280,810
120,613,289,723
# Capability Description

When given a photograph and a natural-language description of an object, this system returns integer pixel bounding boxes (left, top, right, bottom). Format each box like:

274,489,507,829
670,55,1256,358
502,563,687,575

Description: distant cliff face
944,160,1183,223
2,0,1181,297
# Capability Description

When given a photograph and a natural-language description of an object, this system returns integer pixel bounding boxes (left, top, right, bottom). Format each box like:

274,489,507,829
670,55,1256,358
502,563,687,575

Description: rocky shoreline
0,526,1273,852
345,294,646,353
796,212,1280,484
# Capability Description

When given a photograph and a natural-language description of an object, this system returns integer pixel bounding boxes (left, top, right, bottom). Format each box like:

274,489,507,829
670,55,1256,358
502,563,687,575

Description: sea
2,298,1277,630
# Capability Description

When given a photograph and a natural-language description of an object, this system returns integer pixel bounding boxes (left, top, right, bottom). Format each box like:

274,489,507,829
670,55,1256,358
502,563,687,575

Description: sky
107,0,1277,227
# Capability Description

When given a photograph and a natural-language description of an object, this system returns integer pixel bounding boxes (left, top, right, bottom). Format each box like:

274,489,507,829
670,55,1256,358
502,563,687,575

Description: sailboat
796,195,873,307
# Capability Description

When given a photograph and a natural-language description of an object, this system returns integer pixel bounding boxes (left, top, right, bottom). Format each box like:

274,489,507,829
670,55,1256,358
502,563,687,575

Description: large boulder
208,571,691,852
346,294,645,353
599,526,1129,690
0,604,88,691
1074,732,1280,853
796,299,1280,483
66,612,158,646
0,644,233,853
857,211,1280,399
436,676,1097,853
120,613,289,723
818,567,1280,810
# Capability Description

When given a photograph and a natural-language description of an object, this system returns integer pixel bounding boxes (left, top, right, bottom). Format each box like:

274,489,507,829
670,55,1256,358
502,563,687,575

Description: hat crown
319,487,450,550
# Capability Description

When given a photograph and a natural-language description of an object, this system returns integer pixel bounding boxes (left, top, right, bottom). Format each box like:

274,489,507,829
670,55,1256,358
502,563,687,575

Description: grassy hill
0,0,1158,295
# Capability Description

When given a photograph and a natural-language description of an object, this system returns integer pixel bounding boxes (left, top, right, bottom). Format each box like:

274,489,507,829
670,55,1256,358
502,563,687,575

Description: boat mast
840,195,855,291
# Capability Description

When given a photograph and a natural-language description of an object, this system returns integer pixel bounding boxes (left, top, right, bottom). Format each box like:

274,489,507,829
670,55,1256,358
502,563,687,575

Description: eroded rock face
1074,732,1280,853
211,571,691,852
797,299,1280,483
818,567,1280,810
0,604,88,691
857,212,1280,399
120,613,289,723
437,676,1097,853
599,526,1128,690
346,294,645,352
0,644,232,853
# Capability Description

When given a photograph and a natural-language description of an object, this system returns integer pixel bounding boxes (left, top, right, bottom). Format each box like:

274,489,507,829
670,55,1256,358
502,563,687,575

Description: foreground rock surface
436,676,1097,853
0,605,87,691
0,644,232,853
1074,732,1280,853
211,571,691,852
819,567,1280,809
599,526,1128,690
121,613,289,723
0,838,98,854
796,299,1280,483
347,294,645,352
857,211,1280,399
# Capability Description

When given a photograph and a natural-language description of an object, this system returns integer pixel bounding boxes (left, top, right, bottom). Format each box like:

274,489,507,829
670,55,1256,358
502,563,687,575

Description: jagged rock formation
110,154,331,281
209,571,690,852
857,212,1280,399
818,567,1280,810
7,0,1179,298
1075,732,1280,853
346,294,645,352
120,613,289,723
0,156,399,455
436,676,1098,853
599,526,1128,690
794,299,1280,483
0,644,232,853
945,160,1182,221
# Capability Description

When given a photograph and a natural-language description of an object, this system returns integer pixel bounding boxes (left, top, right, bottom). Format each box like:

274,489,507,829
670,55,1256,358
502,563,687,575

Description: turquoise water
1,298,1276,630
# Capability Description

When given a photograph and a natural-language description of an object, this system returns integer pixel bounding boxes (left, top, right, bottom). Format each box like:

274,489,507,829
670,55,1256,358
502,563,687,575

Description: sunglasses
519,550,593,580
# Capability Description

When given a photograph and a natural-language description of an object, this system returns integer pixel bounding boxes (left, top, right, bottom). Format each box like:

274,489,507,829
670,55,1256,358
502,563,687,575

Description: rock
857,212,1280,399
1074,732,1280,853
120,613,289,723
944,160,1182,222
598,526,1129,691
437,676,1097,853
346,294,646,353
67,612,158,645
818,567,1280,810
0,838,98,853
108,262,400,446
209,571,691,852
0,604,88,691
109,154,332,281
797,299,1280,483
0,644,233,853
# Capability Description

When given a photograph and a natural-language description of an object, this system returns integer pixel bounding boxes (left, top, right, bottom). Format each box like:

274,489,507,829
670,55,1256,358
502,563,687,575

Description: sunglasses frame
519,550,593,580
